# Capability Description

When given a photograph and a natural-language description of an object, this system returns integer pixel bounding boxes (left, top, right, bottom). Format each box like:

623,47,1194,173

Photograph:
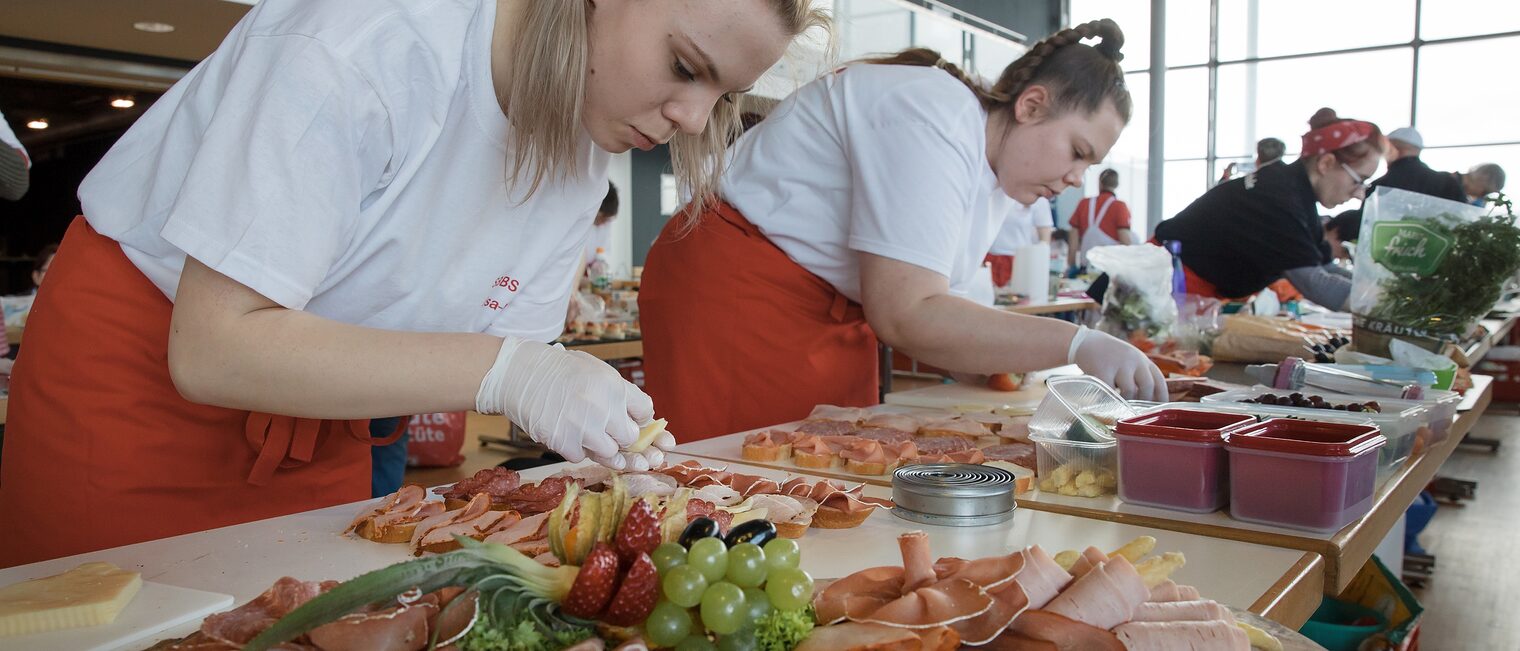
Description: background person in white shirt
0,0,826,568
986,197,1052,287
641,19,1167,442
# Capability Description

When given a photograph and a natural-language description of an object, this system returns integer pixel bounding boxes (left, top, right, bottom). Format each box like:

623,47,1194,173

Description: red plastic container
1115,409,1258,513
1225,419,1386,532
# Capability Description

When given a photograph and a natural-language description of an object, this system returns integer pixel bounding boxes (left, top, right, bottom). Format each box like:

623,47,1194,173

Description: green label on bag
1370,220,1452,276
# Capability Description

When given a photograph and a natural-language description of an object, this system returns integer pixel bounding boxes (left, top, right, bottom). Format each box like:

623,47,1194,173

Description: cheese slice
629,418,669,452
0,562,142,636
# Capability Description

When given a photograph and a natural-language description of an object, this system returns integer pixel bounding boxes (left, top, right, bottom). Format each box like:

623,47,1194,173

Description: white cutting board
884,367,1082,412
6,580,234,651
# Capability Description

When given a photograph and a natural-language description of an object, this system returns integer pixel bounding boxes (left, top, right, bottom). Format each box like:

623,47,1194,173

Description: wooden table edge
1250,552,1326,628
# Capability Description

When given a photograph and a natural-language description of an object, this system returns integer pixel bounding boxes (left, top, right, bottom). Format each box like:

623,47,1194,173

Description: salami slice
440,467,522,501
853,427,915,444
796,420,859,436
981,443,1037,469
911,436,975,455
502,476,575,515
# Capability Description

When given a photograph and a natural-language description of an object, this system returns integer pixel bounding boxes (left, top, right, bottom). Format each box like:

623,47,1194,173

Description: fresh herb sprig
1367,195,1520,340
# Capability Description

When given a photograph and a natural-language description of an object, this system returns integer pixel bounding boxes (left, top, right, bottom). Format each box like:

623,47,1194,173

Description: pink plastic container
1225,419,1386,532
1115,409,1258,513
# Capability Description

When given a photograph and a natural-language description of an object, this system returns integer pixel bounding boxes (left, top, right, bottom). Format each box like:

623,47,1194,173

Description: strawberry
561,543,620,619
601,552,660,627
615,499,662,565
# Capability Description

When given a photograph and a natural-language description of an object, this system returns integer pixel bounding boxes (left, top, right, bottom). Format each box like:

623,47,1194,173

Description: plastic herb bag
1350,187,1520,356
1088,244,1178,349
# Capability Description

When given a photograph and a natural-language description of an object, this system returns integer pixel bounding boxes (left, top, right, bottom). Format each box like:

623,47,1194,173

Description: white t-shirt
721,65,1011,303
989,198,1053,254
0,110,27,166
79,0,607,342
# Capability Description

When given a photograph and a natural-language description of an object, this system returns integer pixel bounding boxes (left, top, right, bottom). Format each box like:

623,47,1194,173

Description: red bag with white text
405,412,467,467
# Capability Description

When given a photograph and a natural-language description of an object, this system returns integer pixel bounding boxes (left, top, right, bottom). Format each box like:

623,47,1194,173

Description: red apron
639,201,879,442
1181,264,1303,303
0,218,390,568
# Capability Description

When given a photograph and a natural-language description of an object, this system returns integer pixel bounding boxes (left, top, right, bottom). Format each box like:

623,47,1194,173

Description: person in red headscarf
1154,108,1383,309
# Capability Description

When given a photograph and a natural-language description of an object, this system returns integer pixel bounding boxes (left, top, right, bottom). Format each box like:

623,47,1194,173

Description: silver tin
890,463,1017,527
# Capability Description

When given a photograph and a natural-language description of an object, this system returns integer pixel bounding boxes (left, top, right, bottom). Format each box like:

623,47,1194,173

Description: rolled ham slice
1042,556,1149,631
1113,620,1250,650
1017,546,1073,610
1130,600,1234,623
1068,546,1110,579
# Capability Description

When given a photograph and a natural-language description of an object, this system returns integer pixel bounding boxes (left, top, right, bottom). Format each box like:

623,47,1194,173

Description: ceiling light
110,97,136,109
132,21,175,33
27,119,48,130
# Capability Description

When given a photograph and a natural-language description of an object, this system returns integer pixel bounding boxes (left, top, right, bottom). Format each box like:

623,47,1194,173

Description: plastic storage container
1032,432,1116,498
1029,376,1134,498
1225,419,1385,532
1114,409,1257,513
1283,387,1461,444
1029,375,1137,441
1203,386,1424,485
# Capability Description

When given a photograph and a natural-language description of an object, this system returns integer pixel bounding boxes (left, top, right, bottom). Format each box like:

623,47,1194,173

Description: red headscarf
1301,120,1377,157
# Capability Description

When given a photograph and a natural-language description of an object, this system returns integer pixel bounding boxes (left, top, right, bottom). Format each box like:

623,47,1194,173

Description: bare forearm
868,295,1077,375
170,308,500,419
168,258,503,418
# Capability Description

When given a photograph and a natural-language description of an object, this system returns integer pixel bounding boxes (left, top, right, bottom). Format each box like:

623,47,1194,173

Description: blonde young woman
0,0,825,567
641,20,1167,442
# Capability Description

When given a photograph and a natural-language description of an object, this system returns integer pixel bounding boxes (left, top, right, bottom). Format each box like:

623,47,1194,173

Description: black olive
679,517,721,548
723,519,778,548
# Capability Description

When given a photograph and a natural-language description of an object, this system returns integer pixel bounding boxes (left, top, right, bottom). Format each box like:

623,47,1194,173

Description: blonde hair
503,0,830,216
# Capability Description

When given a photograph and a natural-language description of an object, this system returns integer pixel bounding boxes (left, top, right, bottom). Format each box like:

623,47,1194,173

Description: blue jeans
369,416,409,497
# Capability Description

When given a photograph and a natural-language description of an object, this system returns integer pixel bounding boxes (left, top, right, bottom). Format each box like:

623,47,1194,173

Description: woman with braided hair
640,19,1166,442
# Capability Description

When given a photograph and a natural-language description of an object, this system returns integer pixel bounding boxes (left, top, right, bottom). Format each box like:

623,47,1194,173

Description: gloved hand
1068,326,1167,402
476,337,673,470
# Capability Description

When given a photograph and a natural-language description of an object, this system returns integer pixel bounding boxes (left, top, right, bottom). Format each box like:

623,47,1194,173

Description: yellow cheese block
629,418,669,452
0,562,142,637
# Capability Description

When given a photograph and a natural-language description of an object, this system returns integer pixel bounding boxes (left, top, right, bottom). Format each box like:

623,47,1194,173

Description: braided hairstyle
863,19,1130,124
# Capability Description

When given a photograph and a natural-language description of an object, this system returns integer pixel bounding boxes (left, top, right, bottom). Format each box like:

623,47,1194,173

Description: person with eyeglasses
1154,107,1383,311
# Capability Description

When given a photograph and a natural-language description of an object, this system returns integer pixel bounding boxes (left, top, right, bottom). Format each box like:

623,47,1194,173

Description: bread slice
844,457,888,476
793,448,841,469
353,518,419,544
742,442,791,463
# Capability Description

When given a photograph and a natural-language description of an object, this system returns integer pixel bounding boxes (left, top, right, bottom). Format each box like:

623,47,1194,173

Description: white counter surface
0,454,1314,649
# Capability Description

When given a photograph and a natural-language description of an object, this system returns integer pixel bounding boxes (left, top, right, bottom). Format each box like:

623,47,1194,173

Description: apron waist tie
243,414,386,486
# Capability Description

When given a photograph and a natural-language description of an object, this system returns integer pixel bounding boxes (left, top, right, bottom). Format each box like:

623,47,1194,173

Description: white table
0,455,1319,648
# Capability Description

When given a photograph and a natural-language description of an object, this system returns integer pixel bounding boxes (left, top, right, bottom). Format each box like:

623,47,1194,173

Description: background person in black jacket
1370,127,1466,203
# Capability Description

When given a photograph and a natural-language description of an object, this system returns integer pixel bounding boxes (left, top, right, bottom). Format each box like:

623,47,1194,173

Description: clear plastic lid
1028,375,1137,444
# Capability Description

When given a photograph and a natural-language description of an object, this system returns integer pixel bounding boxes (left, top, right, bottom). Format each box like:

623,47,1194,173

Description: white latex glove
1068,326,1167,402
476,337,670,470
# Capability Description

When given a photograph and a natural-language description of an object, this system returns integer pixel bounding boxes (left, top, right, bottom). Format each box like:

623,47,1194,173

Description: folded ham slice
1004,610,1125,650
1041,556,1149,631
409,493,516,555
1113,620,1250,650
